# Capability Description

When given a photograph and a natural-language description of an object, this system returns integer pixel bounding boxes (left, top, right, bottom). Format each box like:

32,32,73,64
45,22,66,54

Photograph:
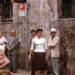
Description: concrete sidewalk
13,70,31,75
13,70,52,75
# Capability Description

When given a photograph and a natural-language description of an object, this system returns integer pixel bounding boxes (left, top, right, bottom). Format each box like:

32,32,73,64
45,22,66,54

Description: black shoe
13,70,17,73
10,70,13,72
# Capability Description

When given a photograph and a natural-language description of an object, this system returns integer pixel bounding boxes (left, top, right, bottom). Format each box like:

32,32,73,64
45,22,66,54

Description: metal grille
15,0,26,3
1,2,12,22
61,0,75,18
62,4,75,18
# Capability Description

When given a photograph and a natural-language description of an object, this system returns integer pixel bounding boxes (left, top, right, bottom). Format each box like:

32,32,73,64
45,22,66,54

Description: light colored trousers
51,57,60,75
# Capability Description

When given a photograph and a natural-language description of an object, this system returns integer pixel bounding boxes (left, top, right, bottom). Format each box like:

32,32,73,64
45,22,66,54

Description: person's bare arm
44,39,48,61
28,39,34,61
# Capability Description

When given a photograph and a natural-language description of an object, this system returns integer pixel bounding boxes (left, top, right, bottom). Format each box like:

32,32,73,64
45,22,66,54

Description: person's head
36,28,43,38
0,32,3,38
10,29,16,36
31,30,36,37
50,28,57,37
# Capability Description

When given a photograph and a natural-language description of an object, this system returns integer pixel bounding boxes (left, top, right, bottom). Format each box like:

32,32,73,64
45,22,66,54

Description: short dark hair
36,28,43,33
31,29,36,33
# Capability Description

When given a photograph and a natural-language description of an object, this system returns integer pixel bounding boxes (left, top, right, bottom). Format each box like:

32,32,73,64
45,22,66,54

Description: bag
31,51,34,59
5,46,8,56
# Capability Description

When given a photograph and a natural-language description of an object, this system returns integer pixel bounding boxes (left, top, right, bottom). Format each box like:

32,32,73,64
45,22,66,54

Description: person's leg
8,54,13,72
35,71,39,75
43,71,47,75
31,69,35,75
47,53,52,74
16,54,18,69
31,54,35,75
12,54,17,73
51,57,60,75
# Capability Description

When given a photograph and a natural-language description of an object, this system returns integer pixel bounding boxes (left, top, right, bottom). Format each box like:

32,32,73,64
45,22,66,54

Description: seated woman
0,32,10,74
0,50,9,69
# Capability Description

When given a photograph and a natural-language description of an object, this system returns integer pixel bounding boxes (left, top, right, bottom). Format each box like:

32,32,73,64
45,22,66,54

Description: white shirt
48,36,60,57
0,36,8,52
31,37,48,52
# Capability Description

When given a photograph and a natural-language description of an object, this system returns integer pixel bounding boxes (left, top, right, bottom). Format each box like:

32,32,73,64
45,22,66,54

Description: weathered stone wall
0,0,59,70
0,1,75,75
55,19,75,75
46,18,75,75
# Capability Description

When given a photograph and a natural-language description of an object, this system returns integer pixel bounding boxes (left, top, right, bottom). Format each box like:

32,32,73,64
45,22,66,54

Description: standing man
29,29,36,75
30,30,36,44
48,28,60,75
6,29,20,73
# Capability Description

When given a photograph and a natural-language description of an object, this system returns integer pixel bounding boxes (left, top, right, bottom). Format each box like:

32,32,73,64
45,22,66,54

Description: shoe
10,72,13,75
13,70,17,73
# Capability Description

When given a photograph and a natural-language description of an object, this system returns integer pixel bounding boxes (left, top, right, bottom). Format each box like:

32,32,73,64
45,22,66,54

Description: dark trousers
31,69,35,75
31,53,35,75
8,54,18,73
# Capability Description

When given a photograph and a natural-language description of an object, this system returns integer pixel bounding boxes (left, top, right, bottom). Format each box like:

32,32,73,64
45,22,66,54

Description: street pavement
13,70,51,75
0,69,51,75
13,70,31,75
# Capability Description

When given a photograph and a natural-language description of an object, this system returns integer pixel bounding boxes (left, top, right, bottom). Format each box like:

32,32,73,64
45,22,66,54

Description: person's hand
49,46,54,49
28,54,31,61
0,54,5,59
8,48,12,52
45,55,48,62
0,43,3,45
